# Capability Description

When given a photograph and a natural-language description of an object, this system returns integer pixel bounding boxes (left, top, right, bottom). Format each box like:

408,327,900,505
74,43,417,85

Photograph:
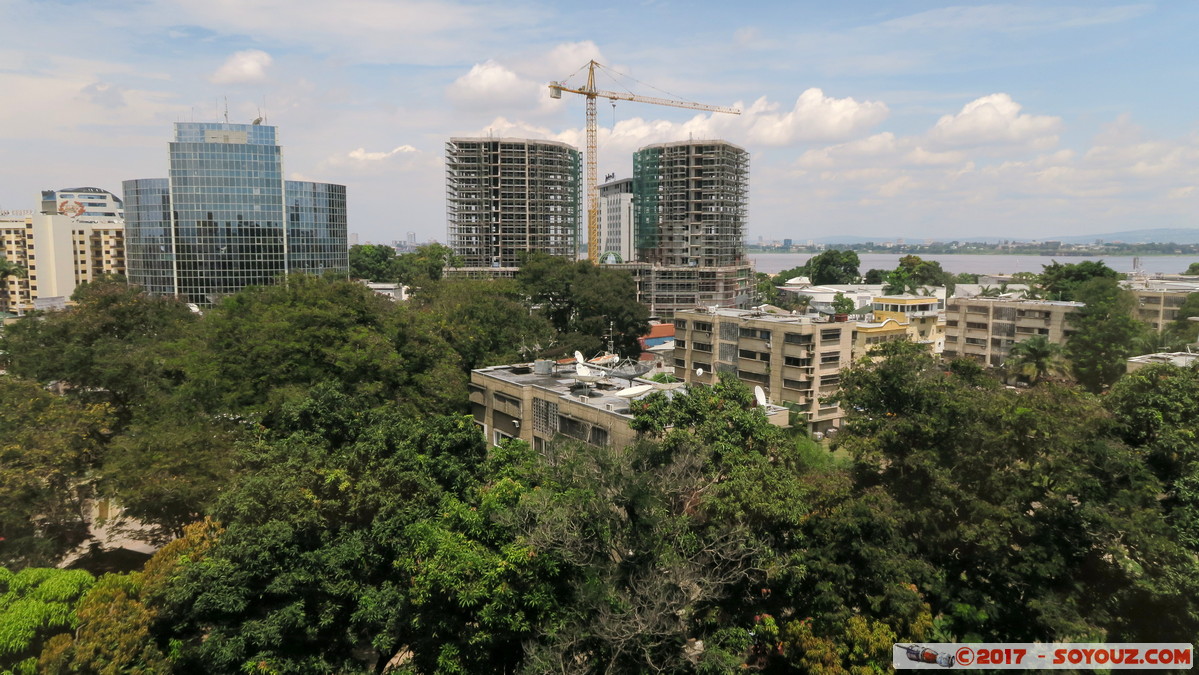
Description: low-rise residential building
671,307,855,433
777,279,947,314
942,298,1083,366
1128,288,1198,332
855,295,945,355
470,359,788,451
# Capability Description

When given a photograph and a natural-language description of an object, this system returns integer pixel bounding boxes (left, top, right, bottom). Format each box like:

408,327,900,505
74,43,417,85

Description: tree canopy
1038,259,1119,301
516,253,649,358
834,341,1199,642
1064,277,1149,393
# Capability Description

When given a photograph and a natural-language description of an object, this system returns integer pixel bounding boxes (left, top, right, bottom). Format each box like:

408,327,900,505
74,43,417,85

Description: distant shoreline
745,249,1194,257
748,252,1198,276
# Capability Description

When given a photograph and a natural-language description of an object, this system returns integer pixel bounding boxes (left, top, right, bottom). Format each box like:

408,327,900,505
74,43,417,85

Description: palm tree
1006,335,1068,385
0,259,27,313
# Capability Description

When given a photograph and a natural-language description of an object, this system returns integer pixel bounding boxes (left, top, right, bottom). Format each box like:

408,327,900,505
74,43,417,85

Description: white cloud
347,145,418,162
447,60,542,109
928,93,1060,148
740,89,890,145
209,50,273,85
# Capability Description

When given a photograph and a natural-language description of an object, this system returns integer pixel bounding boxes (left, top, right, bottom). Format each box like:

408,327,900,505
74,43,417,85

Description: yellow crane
549,60,740,263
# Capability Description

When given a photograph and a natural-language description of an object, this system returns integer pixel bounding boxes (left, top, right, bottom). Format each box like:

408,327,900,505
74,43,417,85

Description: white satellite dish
696,367,704,377
614,384,654,398
754,385,768,407
574,350,585,364
574,363,603,382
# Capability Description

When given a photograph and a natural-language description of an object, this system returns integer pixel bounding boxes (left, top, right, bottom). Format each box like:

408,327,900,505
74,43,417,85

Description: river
748,253,1199,277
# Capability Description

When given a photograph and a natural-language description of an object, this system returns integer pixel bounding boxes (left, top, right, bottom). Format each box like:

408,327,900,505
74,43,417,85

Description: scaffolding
632,140,748,268
446,137,581,268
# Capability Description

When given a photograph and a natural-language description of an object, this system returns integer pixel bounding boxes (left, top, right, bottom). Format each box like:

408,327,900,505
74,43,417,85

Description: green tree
1064,277,1149,393
412,278,555,370
803,249,861,285
1038,259,1119,301
1162,292,1199,348
1184,262,1199,275
178,273,464,416
394,243,460,286
516,253,649,358
0,378,114,568
1105,363,1199,552
831,291,856,315
1005,335,1068,384
38,518,221,675
0,278,197,419
754,271,780,305
99,412,239,539
348,244,400,281
0,567,94,675
863,268,887,284
0,259,26,314
833,342,1199,642
153,385,543,674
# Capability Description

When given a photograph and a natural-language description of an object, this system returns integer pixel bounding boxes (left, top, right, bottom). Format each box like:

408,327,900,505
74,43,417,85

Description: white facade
599,177,634,263
1,188,125,314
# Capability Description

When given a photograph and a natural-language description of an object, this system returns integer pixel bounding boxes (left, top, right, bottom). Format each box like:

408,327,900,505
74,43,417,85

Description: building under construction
445,137,581,270
609,139,752,318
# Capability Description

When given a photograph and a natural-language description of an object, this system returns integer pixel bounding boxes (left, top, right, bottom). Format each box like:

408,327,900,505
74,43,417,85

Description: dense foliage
2,269,1198,672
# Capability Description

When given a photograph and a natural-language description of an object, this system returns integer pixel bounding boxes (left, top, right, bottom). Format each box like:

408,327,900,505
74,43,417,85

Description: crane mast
548,60,740,263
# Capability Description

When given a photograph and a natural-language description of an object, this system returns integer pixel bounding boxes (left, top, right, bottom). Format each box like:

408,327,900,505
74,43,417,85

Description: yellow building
854,295,944,357
0,188,125,315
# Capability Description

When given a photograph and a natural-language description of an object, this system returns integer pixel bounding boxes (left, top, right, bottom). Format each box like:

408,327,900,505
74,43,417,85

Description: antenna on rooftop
223,96,229,123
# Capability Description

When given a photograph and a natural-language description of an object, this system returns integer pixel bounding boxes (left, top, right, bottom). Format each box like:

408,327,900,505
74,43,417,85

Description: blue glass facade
124,122,347,304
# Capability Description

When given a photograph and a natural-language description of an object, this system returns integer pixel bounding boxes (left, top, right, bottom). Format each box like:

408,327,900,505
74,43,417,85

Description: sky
1,0,1196,244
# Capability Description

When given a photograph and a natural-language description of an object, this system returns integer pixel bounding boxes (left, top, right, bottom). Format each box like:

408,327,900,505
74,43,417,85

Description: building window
820,329,841,341
693,342,712,353
820,352,840,365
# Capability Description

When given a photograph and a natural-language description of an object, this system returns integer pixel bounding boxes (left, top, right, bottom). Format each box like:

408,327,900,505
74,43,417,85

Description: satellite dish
754,385,768,407
574,363,602,382
574,350,585,364
695,367,704,377
614,384,654,398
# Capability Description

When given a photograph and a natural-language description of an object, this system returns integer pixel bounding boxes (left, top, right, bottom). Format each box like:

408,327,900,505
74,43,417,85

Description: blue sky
1,0,1196,244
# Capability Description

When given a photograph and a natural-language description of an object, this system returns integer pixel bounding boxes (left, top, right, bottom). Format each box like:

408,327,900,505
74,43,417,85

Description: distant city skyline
1,1,1196,245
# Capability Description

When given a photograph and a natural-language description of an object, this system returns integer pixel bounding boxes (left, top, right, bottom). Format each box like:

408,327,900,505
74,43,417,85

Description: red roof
643,323,675,340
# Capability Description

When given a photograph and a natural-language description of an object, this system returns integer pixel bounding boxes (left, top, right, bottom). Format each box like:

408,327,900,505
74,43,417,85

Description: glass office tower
124,122,347,304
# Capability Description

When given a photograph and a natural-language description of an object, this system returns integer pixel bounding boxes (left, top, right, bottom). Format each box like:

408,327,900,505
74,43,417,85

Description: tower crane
549,60,740,263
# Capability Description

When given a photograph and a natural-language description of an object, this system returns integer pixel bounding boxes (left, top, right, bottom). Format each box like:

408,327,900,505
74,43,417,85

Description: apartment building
942,298,1083,366
855,294,945,356
671,307,855,433
1129,287,1199,332
1,188,126,315
470,359,787,451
